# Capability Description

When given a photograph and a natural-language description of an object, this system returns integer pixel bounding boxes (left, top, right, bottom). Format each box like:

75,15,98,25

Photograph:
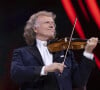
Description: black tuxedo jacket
10,44,95,90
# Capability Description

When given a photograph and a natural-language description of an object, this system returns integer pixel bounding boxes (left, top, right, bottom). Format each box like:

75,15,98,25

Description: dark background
0,0,100,90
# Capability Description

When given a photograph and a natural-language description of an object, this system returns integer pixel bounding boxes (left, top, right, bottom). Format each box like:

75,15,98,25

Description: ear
32,25,37,32
34,29,37,33
32,24,39,33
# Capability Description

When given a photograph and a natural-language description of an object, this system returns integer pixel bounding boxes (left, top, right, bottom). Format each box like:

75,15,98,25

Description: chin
48,35,55,40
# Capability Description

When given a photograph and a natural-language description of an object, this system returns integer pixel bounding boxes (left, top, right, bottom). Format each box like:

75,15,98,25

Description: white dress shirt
36,39,53,65
36,39,94,75
36,39,53,75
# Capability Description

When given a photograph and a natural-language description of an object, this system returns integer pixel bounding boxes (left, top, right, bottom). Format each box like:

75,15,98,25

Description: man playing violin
10,11,98,90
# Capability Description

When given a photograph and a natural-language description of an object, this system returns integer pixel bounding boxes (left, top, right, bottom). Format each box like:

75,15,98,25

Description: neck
36,36,49,41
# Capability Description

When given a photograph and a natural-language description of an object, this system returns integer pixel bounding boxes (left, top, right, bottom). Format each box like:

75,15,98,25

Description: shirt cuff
83,51,94,60
40,66,47,75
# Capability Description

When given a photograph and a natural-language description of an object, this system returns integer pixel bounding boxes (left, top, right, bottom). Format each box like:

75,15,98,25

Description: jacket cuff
83,51,94,60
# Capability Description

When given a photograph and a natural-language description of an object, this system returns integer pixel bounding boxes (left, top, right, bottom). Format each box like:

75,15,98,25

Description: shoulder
13,46,30,54
14,46,27,51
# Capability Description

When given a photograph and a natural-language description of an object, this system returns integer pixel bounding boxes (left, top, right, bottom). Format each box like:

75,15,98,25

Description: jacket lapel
27,45,44,65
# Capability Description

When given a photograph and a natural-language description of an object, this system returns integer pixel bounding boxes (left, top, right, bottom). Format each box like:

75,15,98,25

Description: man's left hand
85,37,98,53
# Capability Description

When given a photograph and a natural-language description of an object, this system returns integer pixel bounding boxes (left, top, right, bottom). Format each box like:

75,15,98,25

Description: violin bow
63,17,77,63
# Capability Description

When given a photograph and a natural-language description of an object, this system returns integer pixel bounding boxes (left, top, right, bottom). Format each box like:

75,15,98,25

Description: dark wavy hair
23,11,56,45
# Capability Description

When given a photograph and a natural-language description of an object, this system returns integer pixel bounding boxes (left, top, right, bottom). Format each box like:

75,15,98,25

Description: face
34,16,56,41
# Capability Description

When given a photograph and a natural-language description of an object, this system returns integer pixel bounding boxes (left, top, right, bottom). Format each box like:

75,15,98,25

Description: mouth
48,29,55,32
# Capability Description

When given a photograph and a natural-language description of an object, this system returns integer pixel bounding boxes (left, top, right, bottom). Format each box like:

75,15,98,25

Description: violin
47,37,100,53
48,17,99,64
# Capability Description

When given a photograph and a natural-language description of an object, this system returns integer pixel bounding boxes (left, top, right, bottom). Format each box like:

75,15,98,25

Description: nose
49,25,54,29
49,22,56,28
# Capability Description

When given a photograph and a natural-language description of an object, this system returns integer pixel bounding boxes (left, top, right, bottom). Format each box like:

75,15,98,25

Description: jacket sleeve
71,51,95,88
10,48,42,84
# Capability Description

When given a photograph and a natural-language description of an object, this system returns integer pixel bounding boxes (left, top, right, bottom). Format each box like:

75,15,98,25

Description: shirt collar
36,39,47,47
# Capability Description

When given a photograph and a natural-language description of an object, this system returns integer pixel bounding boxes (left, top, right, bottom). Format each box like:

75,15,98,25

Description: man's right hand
44,62,66,74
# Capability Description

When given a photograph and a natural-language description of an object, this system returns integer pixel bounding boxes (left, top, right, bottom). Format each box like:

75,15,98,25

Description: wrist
85,46,93,53
44,66,49,74
84,50,92,54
